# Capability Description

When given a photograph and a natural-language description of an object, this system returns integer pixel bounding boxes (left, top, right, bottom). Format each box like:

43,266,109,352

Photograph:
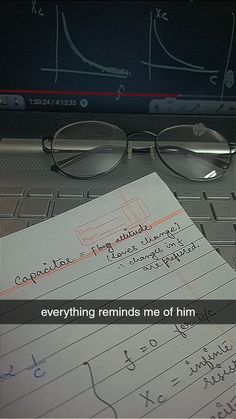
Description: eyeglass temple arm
50,145,151,171
158,145,229,169
42,136,53,153
51,145,116,171
42,136,93,170
46,144,124,171
230,143,236,154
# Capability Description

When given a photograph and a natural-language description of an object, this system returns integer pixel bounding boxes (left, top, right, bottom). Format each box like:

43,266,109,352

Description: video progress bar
0,89,179,98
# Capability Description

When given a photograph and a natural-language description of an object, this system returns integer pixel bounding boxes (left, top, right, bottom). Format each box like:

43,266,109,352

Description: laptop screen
0,0,236,116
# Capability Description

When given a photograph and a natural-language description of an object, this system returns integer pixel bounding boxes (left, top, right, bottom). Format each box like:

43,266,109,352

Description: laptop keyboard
0,186,235,270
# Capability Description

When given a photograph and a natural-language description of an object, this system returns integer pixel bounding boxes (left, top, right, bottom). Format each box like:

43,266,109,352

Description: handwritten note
1,173,235,418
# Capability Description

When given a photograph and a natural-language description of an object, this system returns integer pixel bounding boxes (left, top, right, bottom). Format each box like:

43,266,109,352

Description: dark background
1,0,236,113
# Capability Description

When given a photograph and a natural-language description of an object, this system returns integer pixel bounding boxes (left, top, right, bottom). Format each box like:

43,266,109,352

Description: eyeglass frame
42,121,236,182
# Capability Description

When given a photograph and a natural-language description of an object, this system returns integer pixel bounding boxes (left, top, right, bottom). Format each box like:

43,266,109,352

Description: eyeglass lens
51,121,127,178
156,125,231,180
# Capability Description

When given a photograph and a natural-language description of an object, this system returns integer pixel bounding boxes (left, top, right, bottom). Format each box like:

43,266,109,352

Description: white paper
0,173,235,418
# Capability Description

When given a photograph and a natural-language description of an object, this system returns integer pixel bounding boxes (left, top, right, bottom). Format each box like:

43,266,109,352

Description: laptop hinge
0,138,43,153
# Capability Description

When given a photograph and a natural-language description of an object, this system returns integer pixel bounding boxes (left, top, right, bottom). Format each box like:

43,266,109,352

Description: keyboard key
28,187,54,197
211,201,236,220
0,198,18,217
58,188,83,198
19,199,49,218
179,201,211,220
202,222,236,245
0,219,28,237
217,246,236,270
0,187,24,197
204,191,231,199
175,191,201,199
88,188,113,198
53,199,81,216
28,220,44,226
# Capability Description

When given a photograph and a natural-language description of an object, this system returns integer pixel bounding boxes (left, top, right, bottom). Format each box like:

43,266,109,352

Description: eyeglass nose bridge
126,130,158,160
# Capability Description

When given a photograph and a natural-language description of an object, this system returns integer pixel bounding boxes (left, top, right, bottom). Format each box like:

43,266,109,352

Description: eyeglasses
42,121,235,181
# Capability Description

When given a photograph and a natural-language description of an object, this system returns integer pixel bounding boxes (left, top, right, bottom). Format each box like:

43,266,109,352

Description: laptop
0,0,235,270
